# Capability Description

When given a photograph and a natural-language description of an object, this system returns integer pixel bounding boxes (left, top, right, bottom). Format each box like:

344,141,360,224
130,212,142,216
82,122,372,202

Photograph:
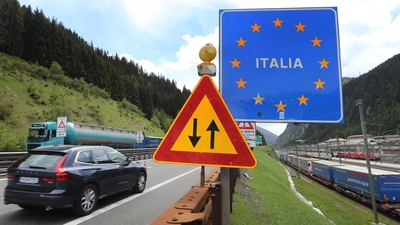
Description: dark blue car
4,145,147,216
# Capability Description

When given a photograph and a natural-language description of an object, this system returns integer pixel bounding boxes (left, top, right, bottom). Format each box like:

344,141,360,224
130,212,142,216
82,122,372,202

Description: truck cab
26,122,64,150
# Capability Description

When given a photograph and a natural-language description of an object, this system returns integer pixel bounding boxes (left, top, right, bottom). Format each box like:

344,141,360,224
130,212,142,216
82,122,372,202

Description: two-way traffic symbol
189,118,219,149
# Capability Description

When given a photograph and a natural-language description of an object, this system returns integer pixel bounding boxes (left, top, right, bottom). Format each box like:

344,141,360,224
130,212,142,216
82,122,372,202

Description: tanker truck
26,122,142,150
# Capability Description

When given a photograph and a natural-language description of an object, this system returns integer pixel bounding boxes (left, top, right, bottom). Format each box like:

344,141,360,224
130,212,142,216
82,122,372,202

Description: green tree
0,2,5,47
1,0,24,56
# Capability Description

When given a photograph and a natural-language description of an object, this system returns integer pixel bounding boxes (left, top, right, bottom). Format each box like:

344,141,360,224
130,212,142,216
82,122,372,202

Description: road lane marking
64,167,200,225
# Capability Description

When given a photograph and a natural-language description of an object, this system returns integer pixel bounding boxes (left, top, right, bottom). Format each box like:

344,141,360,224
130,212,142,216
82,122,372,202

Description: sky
18,0,400,136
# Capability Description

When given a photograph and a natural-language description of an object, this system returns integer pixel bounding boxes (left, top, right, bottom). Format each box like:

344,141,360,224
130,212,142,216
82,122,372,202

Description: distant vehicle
137,136,163,148
26,121,163,150
4,145,147,216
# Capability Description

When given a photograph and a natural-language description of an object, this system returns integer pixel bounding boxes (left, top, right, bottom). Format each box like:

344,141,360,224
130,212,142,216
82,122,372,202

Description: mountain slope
256,126,278,145
276,53,400,146
0,53,167,150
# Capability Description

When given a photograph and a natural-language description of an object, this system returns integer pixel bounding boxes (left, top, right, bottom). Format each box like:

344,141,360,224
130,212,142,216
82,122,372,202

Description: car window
77,150,92,163
92,149,110,164
105,148,126,164
12,152,65,170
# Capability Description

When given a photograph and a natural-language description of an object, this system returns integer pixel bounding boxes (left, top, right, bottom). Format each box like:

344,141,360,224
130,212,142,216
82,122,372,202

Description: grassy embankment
0,53,168,150
231,146,398,225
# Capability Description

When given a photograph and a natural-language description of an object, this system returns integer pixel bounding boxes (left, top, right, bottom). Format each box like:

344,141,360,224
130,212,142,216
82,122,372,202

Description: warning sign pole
197,43,217,187
197,43,230,225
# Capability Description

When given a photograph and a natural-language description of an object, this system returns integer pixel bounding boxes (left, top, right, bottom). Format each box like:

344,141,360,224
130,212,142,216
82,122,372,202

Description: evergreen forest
0,0,191,123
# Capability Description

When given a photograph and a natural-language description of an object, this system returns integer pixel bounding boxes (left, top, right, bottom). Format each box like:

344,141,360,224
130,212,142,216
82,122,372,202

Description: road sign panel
153,75,257,168
57,117,67,137
237,122,256,148
219,7,343,124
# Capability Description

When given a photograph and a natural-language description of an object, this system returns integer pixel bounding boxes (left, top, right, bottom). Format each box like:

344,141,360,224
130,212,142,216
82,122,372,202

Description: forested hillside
275,53,400,146
0,0,190,122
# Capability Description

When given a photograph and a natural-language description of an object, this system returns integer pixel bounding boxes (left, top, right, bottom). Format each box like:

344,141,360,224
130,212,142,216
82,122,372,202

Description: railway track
280,155,400,221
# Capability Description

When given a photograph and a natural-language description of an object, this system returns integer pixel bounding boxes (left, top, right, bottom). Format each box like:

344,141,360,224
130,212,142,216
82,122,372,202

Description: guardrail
0,148,156,175
151,168,239,225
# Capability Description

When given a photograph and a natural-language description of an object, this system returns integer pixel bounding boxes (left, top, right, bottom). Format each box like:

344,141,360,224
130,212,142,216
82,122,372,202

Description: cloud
163,28,219,72
119,53,166,76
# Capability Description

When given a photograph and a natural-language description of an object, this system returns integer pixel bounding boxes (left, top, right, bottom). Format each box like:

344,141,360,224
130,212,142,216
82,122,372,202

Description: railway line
277,151,400,221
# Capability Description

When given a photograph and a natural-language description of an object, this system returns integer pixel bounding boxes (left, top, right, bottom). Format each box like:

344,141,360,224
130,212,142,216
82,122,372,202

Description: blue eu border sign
219,7,344,124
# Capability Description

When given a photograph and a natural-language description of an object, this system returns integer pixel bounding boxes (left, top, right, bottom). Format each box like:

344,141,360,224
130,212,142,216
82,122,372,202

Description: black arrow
206,120,219,149
188,118,201,147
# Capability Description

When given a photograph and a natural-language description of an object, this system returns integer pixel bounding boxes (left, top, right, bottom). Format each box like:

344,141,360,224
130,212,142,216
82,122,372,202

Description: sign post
153,44,257,225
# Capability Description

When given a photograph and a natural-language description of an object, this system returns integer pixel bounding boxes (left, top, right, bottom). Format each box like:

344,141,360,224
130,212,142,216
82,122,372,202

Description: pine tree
1,0,24,56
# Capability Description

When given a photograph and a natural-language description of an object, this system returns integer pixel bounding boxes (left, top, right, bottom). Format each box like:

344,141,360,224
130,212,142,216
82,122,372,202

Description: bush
0,99,13,120
0,125,23,151
27,84,41,100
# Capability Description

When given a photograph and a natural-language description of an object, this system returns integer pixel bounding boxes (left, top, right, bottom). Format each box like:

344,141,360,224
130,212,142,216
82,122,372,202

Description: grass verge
230,146,399,225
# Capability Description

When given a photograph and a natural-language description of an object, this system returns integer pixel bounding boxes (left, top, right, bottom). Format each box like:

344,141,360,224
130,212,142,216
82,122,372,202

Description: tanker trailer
26,122,138,150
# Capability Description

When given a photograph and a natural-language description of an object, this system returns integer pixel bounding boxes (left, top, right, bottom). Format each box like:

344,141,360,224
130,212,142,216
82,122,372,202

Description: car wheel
133,172,146,193
72,184,98,216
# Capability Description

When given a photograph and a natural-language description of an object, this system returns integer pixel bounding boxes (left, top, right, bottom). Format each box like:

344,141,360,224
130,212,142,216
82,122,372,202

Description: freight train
26,122,163,150
286,149,380,161
279,153,400,217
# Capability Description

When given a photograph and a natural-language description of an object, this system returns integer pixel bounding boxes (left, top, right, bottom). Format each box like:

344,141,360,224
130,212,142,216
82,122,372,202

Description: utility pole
295,141,300,179
355,99,379,224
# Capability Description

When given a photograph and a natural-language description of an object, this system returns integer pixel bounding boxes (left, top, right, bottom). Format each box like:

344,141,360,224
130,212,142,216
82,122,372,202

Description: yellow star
272,18,283,27
236,37,247,47
231,58,241,68
318,58,330,69
311,37,322,47
275,101,287,112
314,78,326,89
297,94,309,105
251,22,261,32
295,22,306,32
236,78,246,88
253,94,264,105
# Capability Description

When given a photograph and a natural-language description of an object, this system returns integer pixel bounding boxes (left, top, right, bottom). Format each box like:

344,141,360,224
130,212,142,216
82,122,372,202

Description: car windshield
12,152,66,170
28,129,47,138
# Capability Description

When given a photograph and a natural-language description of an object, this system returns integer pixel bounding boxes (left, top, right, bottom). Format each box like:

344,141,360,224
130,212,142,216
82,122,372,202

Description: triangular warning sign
58,121,66,129
153,75,257,168
237,122,254,130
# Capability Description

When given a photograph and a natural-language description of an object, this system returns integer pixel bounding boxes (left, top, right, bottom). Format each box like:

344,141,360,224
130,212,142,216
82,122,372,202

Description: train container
333,165,400,202
278,153,284,161
287,154,295,165
312,160,346,182
308,151,332,160
279,153,288,162
293,156,319,172
26,122,139,150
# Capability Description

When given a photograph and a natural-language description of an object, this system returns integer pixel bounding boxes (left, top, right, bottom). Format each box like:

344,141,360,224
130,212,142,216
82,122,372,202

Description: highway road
0,160,214,225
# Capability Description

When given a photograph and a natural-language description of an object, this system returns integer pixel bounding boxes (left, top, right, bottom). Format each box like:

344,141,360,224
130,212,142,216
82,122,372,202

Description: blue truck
26,122,162,150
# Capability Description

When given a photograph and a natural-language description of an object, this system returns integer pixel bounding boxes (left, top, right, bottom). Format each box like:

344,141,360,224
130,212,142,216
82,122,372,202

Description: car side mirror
124,158,132,166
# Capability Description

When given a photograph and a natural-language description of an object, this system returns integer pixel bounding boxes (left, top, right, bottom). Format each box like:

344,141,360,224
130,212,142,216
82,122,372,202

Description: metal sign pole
221,167,230,225
355,99,379,224
200,166,205,186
